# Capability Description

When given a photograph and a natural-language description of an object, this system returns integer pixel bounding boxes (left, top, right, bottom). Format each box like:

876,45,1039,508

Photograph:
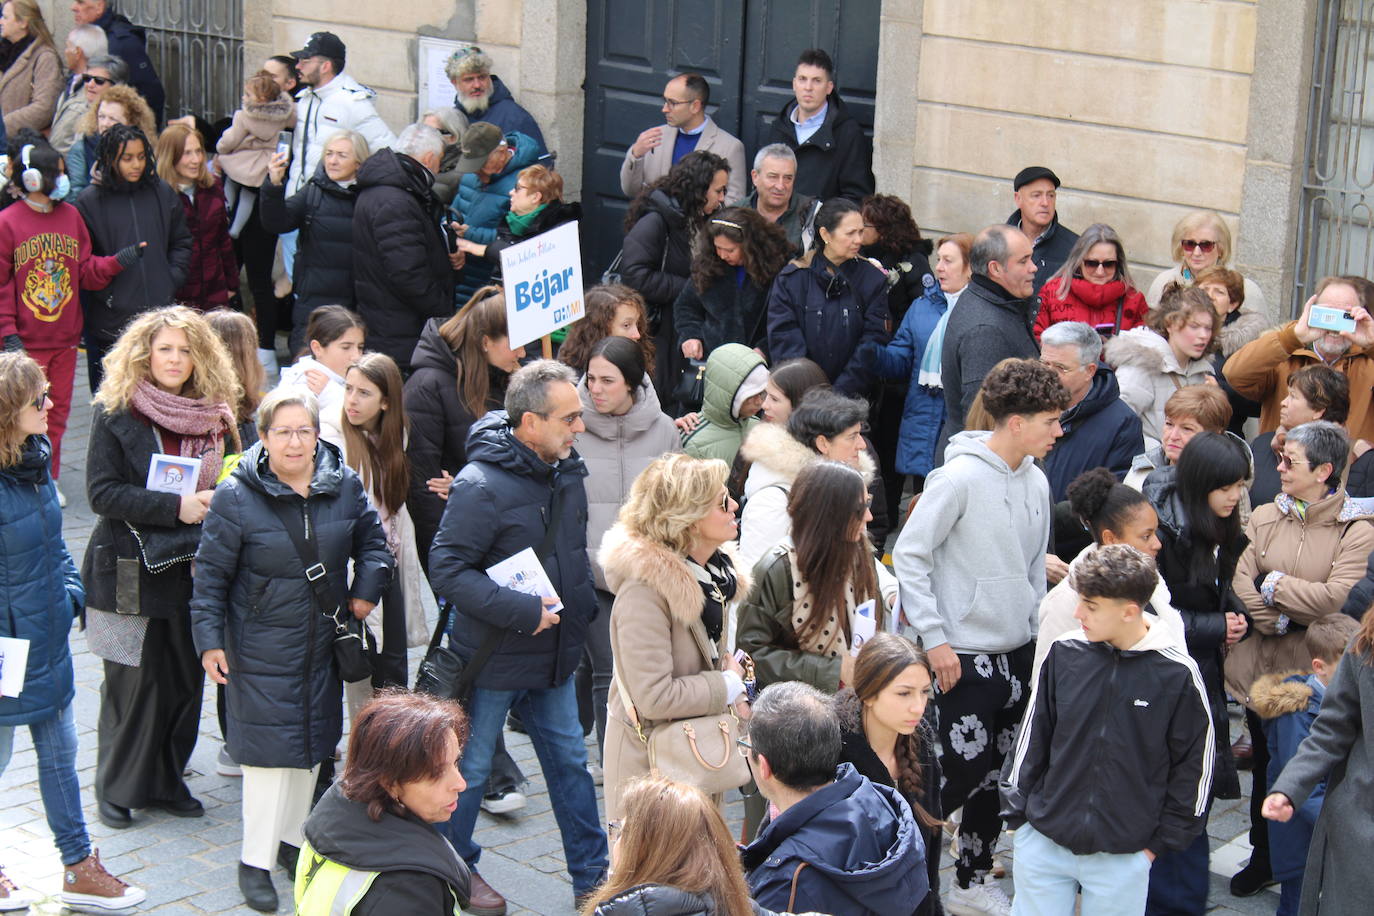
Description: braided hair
93,123,156,192
851,632,941,829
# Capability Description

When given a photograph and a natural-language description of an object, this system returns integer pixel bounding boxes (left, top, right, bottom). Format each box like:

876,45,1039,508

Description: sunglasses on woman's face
81,74,115,87
1181,239,1216,253
30,388,51,410
1081,258,1118,271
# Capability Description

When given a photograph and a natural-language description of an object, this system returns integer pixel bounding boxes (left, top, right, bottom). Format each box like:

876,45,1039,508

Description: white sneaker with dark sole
480,790,526,815
217,745,242,777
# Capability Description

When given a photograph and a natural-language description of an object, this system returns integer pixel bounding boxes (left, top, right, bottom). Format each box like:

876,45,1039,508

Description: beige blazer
619,117,747,203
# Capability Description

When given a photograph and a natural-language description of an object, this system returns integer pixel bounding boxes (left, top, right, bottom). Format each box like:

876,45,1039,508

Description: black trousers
233,200,281,351
935,642,1033,888
1245,708,1271,865
96,613,203,808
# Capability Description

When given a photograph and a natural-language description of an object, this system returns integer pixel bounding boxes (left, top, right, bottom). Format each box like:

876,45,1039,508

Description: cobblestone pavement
1,376,1279,914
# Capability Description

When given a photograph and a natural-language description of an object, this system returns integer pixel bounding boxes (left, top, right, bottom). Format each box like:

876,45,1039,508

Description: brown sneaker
60,850,147,911
0,866,36,912
466,869,508,916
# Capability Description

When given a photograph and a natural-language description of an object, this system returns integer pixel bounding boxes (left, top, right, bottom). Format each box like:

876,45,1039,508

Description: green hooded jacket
682,343,766,464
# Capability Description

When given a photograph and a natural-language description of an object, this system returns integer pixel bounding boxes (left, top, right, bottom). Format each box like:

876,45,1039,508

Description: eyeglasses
1276,454,1312,470
538,411,582,427
266,426,318,442
1181,239,1217,254
513,184,534,193
1040,359,1080,375
718,490,731,513
736,735,754,758
81,74,115,87
662,97,693,108
30,387,51,410
1081,258,1119,271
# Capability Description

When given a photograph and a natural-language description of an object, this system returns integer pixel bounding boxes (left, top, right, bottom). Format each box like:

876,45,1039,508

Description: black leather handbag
672,359,708,412
415,489,565,700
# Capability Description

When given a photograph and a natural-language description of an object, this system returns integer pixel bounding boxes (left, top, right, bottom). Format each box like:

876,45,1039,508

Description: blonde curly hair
616,453,728,556
94,306,243,418
76,85,157,140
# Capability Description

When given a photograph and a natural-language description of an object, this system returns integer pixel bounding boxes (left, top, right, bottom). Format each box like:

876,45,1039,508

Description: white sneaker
945,878,1012,916
55,485,66,508
0,866,36,912
480,790,526,815
217,746,242,777
587,763,604,786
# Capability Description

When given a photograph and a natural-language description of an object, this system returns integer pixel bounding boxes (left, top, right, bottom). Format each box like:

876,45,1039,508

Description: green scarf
505,202,548,236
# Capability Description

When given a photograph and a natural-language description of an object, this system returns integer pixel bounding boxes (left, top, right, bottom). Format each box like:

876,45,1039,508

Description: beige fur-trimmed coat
598,523,750,821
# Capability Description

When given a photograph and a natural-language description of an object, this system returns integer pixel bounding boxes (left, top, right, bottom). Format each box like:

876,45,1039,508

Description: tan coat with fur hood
216,90,297,186
598,522,750,821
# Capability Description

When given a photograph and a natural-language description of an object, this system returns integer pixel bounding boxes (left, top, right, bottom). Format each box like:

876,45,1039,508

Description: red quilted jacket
173,177,238,309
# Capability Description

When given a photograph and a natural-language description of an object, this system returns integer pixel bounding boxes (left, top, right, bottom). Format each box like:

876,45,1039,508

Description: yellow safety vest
293,839,463,916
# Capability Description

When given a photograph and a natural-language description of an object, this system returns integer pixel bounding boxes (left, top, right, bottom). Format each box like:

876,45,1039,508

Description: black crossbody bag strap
445,483,569,694
268,499,350,625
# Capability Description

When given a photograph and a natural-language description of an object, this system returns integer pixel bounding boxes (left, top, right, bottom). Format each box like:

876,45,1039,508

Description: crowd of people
0,14,1373,916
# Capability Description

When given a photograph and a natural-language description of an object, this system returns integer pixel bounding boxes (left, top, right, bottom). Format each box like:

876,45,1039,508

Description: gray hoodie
893,430,1048,654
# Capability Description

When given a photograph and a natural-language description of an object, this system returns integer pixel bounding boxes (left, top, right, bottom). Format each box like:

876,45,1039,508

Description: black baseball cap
1013,166,1061,191
292,32,346,63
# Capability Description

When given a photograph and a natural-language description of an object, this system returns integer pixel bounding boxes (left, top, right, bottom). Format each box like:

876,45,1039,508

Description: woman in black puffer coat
190,388,392,911
621,150,730,403
258,131,368,355
74,124,192,394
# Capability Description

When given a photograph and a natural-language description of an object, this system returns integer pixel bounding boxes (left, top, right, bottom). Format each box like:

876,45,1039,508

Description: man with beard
445,44,546,154
286,31,396,196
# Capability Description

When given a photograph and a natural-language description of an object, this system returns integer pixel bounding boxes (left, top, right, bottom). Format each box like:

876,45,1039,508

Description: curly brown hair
558,284,655,374
979,358,1070,421
690,207,792,292
623,149,729,237
859,194,923,260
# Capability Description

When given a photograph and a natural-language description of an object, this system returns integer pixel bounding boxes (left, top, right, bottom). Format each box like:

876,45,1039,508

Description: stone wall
875,0,1314,321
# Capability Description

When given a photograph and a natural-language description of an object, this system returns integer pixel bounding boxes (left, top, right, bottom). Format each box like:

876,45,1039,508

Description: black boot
97,798,131,829
1230,856,1275,897
238,862,277,912
277,842,300,878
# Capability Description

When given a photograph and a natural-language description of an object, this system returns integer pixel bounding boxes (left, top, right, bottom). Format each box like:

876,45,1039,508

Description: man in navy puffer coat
428,360,608,909
741,683,928,916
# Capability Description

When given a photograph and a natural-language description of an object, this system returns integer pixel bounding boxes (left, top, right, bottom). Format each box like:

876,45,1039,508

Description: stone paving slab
0,370,1277,915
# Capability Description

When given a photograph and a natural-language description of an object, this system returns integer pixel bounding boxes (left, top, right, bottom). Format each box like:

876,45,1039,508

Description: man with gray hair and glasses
937,224,1040,456
50,46,120,155
735,143,821,256
430,359,607,915
740,682,928,916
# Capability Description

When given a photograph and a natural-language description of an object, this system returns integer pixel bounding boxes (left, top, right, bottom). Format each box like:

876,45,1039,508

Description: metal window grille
124,0,245,123
1295,0,1374,313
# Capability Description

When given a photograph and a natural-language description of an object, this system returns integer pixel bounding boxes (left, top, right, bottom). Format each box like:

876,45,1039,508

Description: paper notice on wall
487,547,563,615
0,636,30,697
851,600,877,657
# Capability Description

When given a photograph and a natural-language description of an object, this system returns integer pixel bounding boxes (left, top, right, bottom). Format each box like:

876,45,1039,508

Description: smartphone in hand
275,130,292,159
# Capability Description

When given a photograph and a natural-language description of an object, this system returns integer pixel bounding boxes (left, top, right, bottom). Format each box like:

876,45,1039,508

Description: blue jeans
437,676,608,895
0,703,91,865
1277,878,1302,916
1144,814,1210,915
1011,823,1151,916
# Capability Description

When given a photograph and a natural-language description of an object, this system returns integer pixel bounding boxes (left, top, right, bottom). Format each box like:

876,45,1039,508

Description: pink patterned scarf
130,379,236,490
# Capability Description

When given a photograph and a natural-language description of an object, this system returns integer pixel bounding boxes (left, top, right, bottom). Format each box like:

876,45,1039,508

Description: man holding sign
429,360,607,915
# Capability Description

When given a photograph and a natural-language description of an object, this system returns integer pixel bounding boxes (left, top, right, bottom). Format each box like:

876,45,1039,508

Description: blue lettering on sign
514,267,576,311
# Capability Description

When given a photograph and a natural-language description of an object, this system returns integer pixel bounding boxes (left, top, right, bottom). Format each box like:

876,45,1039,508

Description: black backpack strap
1113,295,1126,336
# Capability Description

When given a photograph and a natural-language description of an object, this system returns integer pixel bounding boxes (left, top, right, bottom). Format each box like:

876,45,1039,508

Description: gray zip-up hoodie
893,430,1048,654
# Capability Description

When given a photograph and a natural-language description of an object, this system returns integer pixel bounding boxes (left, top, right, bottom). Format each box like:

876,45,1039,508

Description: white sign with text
500,220,585,346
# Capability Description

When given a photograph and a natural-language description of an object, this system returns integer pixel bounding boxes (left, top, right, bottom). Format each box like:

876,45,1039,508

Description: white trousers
240,764,320,870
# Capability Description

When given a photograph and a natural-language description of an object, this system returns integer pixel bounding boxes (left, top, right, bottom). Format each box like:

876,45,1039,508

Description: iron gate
124,0,244,123
1295,0,1374,313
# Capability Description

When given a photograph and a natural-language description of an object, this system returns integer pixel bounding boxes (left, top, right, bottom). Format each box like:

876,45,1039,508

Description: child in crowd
1001,544,1214,916
0,131,138,492
1253,613,1360,915
275,304,365,407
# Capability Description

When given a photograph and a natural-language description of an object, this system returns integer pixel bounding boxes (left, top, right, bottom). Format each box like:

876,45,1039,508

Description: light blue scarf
918,286,962,388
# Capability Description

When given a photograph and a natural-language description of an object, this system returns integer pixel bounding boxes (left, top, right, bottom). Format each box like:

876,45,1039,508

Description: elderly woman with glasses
1146,210,1267,314
1033,222,1149,341
1222,420,1374,897
190,385,393,912
597,453,752,822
